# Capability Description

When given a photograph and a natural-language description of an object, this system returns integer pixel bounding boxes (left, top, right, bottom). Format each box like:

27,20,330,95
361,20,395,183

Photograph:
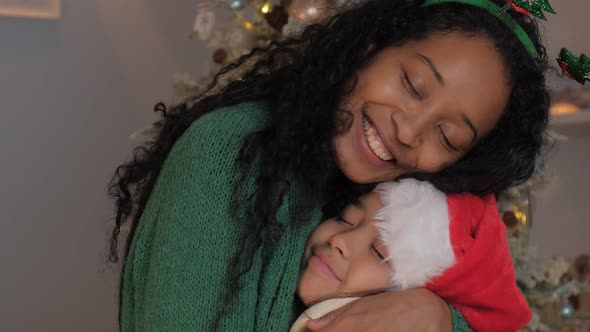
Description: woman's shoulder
163,100,270,179
183,100,271,143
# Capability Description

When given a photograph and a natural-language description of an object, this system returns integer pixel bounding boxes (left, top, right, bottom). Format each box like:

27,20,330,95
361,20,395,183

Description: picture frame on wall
0,0,61,20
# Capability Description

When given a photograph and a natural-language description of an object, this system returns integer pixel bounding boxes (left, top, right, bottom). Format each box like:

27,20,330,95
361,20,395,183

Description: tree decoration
228,0,246,11
508,0,556,20
263,5,289,31
557,48,590,85
213,48,228,64
192,2,216,40
287,0,332,23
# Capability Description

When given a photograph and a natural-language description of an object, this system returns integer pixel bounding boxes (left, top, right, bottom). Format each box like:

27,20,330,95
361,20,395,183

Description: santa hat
375,179,532,332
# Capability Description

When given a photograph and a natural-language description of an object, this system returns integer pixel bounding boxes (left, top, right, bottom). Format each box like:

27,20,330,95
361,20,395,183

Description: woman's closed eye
437,126,461,154
403,69,422,101
371,244,386,260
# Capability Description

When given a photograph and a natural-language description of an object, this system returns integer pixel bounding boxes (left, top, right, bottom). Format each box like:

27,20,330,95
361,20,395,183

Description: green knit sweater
120,101,473,331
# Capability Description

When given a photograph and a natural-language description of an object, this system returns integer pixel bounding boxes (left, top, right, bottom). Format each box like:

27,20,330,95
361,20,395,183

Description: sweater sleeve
120,105,269,332
450,305,473,332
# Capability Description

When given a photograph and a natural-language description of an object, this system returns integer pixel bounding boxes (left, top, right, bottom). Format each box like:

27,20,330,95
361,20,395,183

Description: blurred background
0,0,588,331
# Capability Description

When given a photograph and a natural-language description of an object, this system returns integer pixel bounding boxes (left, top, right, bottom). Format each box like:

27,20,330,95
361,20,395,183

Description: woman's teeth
363,116,393,161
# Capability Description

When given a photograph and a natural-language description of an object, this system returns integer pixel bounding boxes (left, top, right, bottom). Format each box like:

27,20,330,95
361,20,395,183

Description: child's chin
300,292,339,307
297,287,318,306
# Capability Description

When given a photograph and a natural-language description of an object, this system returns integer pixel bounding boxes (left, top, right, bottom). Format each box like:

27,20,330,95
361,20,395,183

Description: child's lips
309,253,341,282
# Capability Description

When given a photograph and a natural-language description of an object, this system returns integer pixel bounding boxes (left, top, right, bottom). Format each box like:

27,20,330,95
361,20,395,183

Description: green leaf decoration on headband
509,0,556,20
557,48,590,85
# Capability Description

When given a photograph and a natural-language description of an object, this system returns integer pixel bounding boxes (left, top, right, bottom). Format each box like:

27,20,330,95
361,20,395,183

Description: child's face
297,192,391,306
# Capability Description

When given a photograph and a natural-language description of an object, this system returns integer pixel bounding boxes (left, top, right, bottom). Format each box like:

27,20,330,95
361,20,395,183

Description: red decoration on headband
506,0,530,16
558,59,575,80
557,48,590,85
508,0,556,20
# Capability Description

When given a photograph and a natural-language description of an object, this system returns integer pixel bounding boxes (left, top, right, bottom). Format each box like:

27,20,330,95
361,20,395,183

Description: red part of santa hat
375,179,532,332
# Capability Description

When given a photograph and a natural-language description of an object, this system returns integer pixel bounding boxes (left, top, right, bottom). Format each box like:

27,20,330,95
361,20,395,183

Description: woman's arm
120,105,269,331
306,288,472,332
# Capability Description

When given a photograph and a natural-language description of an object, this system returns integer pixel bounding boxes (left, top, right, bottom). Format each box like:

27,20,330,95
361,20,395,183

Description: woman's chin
340,164,403,184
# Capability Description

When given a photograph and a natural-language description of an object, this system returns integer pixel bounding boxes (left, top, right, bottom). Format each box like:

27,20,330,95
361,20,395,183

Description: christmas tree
175,0,358,98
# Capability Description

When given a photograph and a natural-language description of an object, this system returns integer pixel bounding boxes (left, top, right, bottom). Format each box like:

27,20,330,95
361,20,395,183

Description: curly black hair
109,0,550,325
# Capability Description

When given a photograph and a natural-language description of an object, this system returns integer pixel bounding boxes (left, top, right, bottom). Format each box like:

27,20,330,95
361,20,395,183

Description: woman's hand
306,288,452,332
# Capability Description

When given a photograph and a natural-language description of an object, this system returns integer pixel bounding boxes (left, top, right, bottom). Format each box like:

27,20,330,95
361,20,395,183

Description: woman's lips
358,112,398,168
309,254,341,282
363,115,394,161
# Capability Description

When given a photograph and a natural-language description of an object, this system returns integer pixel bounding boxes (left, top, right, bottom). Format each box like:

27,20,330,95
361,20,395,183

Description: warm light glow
261,3,270,14
513,206,527,226
551,102,580,116
244,21,254,30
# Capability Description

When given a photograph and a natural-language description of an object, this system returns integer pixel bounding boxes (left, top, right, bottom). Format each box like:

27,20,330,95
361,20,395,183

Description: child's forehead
360,191,384,208
343,192,384,216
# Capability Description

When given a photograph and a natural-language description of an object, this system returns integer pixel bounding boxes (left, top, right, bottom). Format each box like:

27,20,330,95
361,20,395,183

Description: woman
109,0,550,331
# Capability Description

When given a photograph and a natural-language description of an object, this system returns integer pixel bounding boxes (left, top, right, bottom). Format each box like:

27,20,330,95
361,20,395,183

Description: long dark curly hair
109,0,550,325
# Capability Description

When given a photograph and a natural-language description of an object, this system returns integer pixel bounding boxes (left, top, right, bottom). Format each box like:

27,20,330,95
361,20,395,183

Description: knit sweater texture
119,100,472,331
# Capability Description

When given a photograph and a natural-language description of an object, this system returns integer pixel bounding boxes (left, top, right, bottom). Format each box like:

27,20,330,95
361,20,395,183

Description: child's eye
371,244,385,260
335,215,353,225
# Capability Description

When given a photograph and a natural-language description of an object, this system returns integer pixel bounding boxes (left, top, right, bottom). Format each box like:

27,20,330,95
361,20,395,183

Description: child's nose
329,231,349,258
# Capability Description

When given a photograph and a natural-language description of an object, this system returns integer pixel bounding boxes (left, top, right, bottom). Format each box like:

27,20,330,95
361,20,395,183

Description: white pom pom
375,179,456,288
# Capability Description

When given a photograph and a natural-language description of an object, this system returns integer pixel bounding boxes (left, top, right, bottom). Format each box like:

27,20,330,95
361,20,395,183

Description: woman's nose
393,107,431,149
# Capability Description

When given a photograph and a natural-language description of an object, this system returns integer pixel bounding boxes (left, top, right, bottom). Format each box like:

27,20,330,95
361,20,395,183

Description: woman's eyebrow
416,53,445,87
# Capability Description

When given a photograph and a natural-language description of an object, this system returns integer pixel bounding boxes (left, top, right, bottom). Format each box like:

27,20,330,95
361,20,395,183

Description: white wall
543,0,590,60
0,1,207,331
529,0,590,258
530,134,590,258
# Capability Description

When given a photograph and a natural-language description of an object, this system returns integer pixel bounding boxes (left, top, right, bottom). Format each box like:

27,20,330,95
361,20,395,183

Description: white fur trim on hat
375,179,456,289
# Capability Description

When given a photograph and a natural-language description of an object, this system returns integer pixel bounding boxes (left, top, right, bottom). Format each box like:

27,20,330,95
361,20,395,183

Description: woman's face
297,192,391,306
333,33,510,184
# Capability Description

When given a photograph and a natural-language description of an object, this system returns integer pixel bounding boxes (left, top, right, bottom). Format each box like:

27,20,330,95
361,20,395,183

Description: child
293,179,531,332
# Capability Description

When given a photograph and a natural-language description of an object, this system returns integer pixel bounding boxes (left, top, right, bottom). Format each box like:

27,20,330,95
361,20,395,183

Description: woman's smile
362,113,395,163
358,111,398,168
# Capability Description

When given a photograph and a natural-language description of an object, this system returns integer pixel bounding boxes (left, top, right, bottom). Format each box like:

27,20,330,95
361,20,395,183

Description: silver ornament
228,0,246,10
560,302,575,320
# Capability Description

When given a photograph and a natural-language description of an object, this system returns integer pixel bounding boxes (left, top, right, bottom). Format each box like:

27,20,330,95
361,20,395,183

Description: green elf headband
422,0,590,85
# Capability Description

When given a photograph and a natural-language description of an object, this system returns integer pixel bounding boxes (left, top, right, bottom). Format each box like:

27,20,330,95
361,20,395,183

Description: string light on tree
261,2,271,14
287,0,331,22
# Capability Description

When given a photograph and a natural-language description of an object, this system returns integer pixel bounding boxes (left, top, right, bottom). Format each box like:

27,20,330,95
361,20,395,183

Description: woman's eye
404,71,422,100
437,126,461,154
371,244,385,260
